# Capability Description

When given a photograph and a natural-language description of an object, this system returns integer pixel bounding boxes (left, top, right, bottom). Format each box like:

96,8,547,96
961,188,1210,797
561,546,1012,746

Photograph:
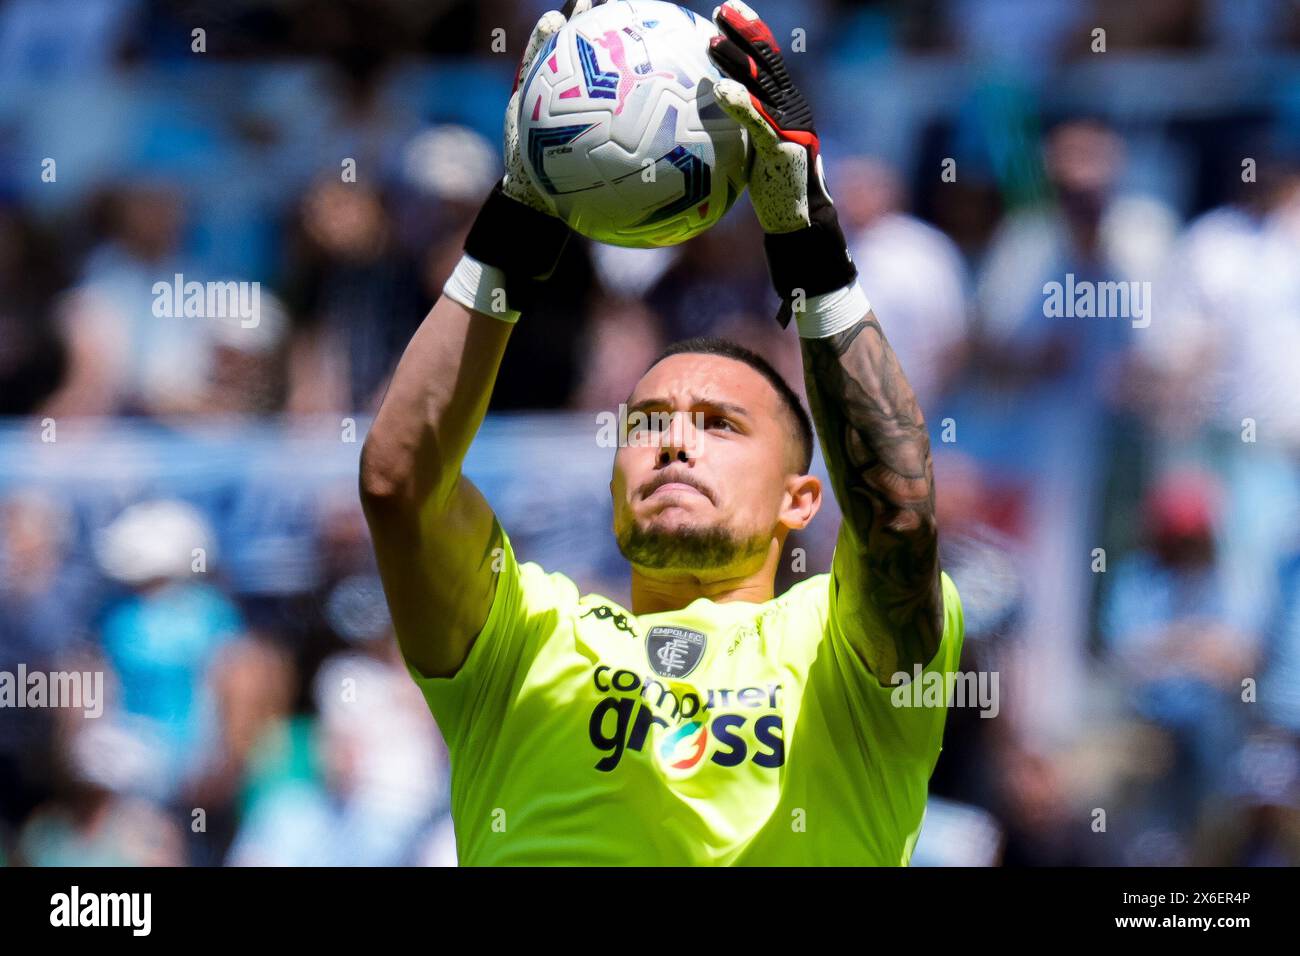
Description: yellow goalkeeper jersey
405,523,964,866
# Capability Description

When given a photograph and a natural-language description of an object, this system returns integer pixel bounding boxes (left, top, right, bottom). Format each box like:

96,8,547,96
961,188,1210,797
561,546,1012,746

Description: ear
779,473,821,531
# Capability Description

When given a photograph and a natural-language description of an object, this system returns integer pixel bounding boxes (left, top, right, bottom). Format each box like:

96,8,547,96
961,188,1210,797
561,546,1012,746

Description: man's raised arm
706,0,942,679
361,296,513,680
800,317,942,677
360,8,579,679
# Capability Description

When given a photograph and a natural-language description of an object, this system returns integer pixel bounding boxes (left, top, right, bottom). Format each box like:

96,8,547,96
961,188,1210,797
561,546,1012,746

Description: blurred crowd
3,0,1300,866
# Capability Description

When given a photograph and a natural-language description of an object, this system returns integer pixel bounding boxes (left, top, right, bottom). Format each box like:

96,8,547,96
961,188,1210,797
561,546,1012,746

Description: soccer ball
518,0,751,248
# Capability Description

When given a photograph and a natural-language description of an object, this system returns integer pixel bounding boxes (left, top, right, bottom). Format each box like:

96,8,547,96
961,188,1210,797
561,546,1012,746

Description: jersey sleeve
824,568,966,768
401,520,567,754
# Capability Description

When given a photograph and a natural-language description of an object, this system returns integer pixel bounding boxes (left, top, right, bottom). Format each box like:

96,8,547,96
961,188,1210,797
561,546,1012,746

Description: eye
707,416,736,432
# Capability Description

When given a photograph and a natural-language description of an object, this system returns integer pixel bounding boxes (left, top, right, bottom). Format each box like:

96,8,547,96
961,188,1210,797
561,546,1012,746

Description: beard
616,518,769,571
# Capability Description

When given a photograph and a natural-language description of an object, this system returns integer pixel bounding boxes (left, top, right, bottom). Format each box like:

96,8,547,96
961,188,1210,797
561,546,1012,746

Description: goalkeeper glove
455,2,609,317
706,0,863,333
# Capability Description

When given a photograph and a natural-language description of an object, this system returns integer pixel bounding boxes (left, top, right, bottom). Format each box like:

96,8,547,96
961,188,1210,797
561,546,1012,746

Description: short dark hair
645,337,814,474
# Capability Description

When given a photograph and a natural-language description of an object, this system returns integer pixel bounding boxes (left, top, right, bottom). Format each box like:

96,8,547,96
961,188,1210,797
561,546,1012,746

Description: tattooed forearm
801,312,943,678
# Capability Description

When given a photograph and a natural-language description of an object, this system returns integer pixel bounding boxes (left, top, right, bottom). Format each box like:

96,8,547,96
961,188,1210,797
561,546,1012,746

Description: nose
653,411,696,467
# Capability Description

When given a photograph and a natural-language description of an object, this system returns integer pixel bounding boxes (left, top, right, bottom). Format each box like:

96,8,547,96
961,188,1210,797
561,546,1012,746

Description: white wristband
443,253,521,323
794,280,871,338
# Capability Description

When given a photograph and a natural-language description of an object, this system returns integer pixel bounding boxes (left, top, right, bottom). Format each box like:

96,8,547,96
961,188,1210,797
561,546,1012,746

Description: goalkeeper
361,0,964,866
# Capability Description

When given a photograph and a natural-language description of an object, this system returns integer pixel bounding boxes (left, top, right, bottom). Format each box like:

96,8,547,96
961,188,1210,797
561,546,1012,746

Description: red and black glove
707,1,858,327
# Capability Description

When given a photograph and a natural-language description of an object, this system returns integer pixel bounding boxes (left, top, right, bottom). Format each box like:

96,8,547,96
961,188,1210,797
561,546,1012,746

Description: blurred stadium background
2,0,1300,866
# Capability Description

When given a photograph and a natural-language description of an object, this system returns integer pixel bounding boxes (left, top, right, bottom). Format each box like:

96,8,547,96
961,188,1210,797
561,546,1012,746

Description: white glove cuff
795,280,871,338
443,254,521,324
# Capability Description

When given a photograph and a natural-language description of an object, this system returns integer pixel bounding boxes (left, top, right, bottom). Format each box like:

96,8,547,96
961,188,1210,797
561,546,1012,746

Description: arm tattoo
801,312,943,678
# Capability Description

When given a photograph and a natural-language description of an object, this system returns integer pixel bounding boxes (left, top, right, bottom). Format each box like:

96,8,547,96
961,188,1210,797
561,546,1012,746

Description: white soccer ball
518,0,751,248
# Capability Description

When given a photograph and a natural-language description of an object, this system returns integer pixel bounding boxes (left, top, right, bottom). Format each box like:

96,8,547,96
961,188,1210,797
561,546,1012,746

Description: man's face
610,353,814,574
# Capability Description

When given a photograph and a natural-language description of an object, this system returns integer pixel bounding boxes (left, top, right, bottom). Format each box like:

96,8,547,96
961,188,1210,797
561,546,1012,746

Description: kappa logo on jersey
580,603,637,637
646,625,706,678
